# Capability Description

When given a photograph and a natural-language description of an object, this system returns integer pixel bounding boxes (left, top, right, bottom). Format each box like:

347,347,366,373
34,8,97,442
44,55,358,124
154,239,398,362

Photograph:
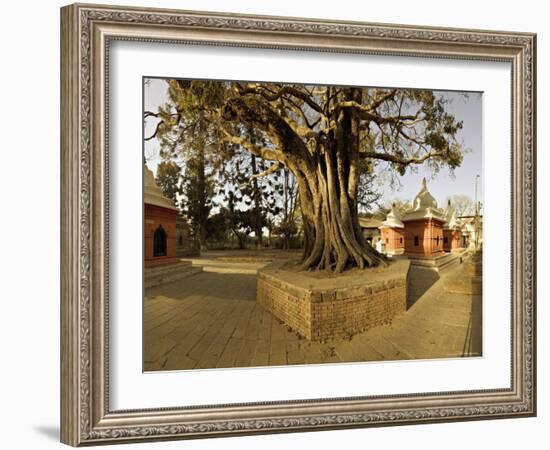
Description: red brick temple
402,178,446,257
379,204,405,256
443,200,462,252
144,164,178,268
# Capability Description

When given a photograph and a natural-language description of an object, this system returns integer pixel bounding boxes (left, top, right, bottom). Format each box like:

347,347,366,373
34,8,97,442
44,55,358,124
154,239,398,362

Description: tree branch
219,128,282,162
144,111,180,120
143,110,182,141
360,149,447,165
282,96,321,130
222,96,312,164
240,162,283,187
365,89,397,111
333,100,419,124
144,120,164,141
238,84,326,116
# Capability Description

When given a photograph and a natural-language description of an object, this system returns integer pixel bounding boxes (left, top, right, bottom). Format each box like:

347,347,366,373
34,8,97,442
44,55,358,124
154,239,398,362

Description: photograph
142,78,483,372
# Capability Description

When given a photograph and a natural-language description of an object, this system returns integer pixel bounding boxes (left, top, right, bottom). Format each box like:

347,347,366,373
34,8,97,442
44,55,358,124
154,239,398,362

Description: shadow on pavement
462,294,483,356
406,267,440,309
146,271,258,302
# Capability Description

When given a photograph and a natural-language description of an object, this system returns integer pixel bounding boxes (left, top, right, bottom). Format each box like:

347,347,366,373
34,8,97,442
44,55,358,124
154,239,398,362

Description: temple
144,164,179,268
401,178,446,257
361,178,484,272
143,164,202,288
443,200,462,252
379,204,405,256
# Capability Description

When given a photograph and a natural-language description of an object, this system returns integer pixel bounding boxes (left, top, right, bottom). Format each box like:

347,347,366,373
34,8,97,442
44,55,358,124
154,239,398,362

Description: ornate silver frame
60,3,536,446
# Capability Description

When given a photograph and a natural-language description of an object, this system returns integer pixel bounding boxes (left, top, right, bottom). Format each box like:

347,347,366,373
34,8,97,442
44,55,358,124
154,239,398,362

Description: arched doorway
153,225,167,257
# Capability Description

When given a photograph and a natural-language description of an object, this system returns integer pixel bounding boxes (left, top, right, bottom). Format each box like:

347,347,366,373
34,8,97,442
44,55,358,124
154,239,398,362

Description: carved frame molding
61,3,536,446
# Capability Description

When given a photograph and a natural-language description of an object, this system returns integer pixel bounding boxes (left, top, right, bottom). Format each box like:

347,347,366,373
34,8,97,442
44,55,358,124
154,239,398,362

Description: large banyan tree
147,80,465,272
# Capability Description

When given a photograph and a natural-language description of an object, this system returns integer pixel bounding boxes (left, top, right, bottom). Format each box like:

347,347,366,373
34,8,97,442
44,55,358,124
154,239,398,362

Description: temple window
414,236,419,246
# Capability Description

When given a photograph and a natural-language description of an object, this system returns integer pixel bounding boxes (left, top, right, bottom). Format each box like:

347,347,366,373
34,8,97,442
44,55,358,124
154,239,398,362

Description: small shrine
144,164,178,268
443,200,462,252
401,178,446,257
379,204,405,256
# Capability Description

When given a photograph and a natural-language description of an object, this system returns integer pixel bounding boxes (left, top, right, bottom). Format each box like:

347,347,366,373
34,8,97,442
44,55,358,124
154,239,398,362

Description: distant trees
446,195,475,217
356,162,383,214
215,146,278,249
372,199,411,219
275,168,300,250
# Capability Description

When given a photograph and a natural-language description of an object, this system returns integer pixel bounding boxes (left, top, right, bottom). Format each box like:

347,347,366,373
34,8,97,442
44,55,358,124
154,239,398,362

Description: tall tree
145,86,222,249
180,140,214,248
155,160,183,206
147,81,465,272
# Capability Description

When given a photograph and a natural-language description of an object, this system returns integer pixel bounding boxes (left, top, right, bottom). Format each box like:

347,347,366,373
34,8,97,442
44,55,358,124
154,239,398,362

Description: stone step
144,264,202,289
145,261,192,277
408,253,460,273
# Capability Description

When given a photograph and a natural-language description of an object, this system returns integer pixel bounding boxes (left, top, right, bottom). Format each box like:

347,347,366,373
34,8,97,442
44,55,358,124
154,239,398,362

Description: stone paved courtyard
144,251,481,371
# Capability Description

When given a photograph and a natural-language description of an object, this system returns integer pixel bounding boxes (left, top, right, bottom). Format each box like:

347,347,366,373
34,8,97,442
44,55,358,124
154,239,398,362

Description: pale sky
144,78,483,210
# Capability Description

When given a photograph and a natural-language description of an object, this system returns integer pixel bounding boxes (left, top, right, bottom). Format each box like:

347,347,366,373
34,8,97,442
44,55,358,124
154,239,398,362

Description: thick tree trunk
296,166,385,272
295,88,387,272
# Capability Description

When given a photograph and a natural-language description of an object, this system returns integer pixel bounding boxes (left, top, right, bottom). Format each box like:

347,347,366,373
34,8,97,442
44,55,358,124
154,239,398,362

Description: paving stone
143,253,482,371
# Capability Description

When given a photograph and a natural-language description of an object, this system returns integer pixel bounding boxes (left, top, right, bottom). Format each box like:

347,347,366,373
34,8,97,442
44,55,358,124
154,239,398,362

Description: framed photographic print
60,3,536,446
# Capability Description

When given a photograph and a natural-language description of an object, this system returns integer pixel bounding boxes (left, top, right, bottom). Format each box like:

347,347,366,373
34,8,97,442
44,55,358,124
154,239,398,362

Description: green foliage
155,161,182,204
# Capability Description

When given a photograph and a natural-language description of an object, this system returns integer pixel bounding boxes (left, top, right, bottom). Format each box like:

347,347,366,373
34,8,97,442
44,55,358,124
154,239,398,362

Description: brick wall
380,227,405,253
443,228,462,252
403,218,444,256
257,269,407,341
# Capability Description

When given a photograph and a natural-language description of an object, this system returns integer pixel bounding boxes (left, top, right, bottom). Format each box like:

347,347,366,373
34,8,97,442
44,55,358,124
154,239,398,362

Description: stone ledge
407,252,462,272
257,259,409,341
144,260,202,289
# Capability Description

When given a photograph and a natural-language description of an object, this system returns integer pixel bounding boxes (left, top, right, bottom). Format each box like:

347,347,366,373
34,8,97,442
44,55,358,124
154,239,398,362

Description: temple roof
412,177,437,210
402,178,446,222
380,205,404,229
144,164,178,211
358,217,383,229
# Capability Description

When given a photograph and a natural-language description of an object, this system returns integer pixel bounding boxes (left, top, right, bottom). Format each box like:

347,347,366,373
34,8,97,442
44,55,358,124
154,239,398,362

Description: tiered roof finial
402,178,446,222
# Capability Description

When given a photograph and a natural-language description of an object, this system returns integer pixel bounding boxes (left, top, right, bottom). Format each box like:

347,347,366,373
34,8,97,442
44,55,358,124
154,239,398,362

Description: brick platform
257,260,409,341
